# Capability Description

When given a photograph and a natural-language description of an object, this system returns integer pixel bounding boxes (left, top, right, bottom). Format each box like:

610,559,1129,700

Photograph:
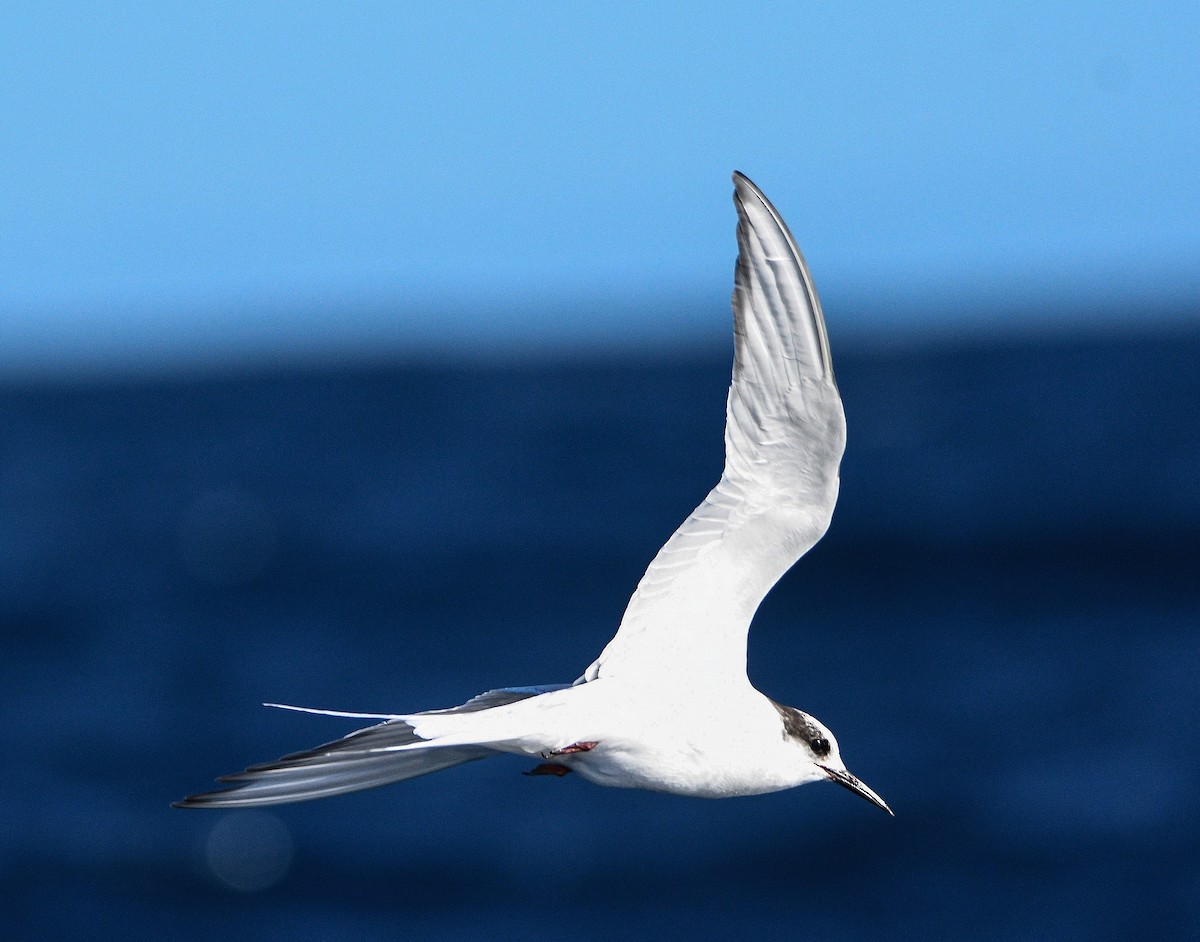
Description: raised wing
578,172,846,687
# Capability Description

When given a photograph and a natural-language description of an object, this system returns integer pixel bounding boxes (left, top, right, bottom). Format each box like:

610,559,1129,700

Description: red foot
547,741,598,756
524,763,571,777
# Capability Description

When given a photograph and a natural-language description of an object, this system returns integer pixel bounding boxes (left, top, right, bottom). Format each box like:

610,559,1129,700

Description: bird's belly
566,730,796,799
487,679,805,798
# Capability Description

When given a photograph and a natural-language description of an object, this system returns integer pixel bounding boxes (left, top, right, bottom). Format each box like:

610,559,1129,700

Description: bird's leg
524,763,572,777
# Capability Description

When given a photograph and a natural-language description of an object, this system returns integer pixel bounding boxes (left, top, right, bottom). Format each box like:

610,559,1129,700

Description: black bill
820,765,894,816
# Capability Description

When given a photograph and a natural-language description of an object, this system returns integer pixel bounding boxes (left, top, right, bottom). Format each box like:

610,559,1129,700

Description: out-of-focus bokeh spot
204,812,294,893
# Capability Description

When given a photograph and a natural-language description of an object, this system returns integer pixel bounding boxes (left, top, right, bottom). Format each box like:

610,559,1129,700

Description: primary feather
173,686,566,807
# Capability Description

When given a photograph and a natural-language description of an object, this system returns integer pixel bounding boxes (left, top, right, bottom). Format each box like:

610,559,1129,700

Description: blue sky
2,3,1197,376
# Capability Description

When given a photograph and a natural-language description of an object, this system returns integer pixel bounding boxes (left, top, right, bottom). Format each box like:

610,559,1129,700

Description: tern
175,173,892,816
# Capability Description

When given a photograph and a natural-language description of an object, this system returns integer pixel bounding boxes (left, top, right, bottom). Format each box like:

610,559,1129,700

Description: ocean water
2,326,1198,940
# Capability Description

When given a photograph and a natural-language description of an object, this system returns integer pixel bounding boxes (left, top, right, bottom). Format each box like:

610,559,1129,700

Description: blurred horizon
4,288,1196,384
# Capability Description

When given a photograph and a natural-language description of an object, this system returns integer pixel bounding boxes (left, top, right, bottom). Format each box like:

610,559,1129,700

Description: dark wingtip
731,170,764,201
173,787,241,808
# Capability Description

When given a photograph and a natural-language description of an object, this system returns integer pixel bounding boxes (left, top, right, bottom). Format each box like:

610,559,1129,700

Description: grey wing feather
729,171,834,390
173,685,566,808
426,684,569,714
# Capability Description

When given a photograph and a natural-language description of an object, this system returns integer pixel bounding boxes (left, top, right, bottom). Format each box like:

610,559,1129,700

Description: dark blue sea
3,324,1198,940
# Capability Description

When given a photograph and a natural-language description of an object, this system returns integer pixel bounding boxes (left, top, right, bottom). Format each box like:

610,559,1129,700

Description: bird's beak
820,766,894,816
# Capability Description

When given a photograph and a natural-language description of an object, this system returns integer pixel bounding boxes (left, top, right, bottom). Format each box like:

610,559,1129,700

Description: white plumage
175,173,891,816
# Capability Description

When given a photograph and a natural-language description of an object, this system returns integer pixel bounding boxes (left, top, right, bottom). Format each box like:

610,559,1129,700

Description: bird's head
771,701,893,816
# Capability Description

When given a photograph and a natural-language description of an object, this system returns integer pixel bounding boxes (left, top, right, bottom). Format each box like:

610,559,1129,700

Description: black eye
810,737,831,758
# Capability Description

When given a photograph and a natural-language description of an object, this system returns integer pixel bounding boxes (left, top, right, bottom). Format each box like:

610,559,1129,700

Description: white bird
175,172,891,816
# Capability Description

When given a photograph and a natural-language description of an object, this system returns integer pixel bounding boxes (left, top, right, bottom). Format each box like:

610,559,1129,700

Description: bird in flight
175,173,892,816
